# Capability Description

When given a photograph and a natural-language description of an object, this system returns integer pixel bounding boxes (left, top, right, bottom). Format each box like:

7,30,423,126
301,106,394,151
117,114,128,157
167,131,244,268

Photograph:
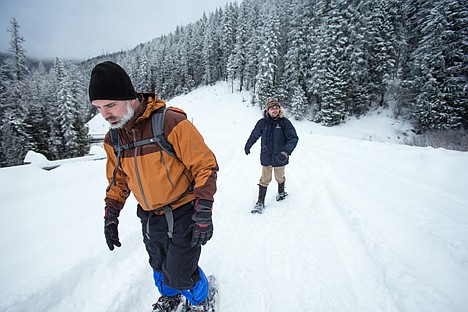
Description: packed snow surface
1,82,467,312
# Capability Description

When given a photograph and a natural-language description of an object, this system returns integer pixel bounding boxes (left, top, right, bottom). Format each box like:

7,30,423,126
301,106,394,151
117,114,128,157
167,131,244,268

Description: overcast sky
0,0,235,61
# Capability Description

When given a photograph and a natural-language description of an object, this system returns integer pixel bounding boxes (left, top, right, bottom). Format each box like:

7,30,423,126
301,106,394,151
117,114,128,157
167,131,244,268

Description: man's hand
191,199,213,247
104,206,121,251
244,146,250,155
277,151,289,163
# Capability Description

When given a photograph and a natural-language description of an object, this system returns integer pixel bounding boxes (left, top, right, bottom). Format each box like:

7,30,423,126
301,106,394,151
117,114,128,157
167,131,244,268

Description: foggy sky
0,0,235,61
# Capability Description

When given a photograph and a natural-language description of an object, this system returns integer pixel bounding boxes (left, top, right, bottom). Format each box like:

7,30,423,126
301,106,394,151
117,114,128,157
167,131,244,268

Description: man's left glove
277,151,289,163
104,206,121,251
191,199,214,247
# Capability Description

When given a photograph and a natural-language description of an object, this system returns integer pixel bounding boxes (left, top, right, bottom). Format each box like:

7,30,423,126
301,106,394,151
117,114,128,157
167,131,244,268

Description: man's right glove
244,146,250,155
104,206,121,251
191,199,214,247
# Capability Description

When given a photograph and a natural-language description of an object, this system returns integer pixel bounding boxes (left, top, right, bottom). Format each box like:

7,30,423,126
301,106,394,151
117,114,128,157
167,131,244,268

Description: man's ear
130,98,139,108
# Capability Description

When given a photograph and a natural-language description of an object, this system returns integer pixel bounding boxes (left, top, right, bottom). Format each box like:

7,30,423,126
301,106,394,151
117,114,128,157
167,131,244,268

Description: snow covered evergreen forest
1,0,467,167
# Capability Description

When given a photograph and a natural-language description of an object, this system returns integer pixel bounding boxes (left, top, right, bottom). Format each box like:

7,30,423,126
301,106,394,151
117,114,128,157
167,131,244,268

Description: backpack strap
109,107,177,157
107,107,189,195
107,128,124,192
109,128,120,156
151,108,177,158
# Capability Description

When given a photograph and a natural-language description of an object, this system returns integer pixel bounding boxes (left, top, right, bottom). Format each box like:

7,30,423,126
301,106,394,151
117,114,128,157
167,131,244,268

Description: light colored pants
259,165,285,187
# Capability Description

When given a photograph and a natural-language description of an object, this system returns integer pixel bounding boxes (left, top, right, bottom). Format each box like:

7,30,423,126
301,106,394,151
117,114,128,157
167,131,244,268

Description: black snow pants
137,201,202,290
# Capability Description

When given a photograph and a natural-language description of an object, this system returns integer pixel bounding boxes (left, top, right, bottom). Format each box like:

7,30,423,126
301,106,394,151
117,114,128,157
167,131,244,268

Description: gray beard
109,101,135,129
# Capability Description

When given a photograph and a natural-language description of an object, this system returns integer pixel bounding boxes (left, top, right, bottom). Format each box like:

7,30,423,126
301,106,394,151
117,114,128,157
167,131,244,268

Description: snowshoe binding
276,191,288,201
251,202,265,214
251,185,267,214
152,293,183,312
276,182,288,201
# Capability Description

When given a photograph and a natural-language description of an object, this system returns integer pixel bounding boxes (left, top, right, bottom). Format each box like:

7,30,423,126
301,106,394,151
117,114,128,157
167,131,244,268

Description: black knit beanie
88,61,136,101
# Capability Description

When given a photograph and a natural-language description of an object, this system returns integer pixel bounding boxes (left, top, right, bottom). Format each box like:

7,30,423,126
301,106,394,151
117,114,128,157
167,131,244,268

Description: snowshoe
152,293,183,312
276,191,288,201
251,202,265,214
185,275,218,311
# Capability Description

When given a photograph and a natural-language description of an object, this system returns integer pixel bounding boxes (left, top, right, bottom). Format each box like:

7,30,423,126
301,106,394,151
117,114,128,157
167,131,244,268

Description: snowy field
1,81,468,312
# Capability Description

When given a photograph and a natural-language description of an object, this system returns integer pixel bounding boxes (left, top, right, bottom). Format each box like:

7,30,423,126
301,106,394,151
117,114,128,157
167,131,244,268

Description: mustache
106,116,119,122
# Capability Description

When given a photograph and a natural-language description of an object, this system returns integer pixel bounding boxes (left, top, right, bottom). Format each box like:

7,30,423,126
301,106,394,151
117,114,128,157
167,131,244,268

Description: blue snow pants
137,202,209,305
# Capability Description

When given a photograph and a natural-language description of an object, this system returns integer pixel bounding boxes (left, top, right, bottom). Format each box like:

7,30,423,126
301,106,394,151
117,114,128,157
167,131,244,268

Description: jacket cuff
197,199,213,209
105,198,125,210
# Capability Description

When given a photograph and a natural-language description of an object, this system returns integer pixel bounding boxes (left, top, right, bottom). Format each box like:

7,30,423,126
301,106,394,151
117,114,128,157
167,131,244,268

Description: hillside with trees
1,0,467,166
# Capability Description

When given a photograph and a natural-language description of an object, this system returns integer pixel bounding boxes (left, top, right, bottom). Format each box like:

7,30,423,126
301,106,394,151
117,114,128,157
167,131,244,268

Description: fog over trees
1,0,467,166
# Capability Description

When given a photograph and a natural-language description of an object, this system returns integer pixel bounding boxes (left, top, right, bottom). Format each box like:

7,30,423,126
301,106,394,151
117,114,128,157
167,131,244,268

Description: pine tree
5,18,29,82
244,0,261,92
254,8,281,106
135,52,152,92
407,0,465,130
316,0,350,125
24,63,51,158
0,68,7,164
221,2,238,82
364,0,397,107
67,62,90,156
308,0,328,119
232,0,250,91
192,14,209,87
203,11,223,86
290,85,308,120
1,18,32,167
179,26,196,93
53,58,89,159
444,0,468,129
282,0,313,118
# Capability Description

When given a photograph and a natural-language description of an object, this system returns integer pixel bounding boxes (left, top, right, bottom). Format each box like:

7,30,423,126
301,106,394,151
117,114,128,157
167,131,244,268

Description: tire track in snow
300,134,460,311
301,132,460,312
310,137,468,271
278,143,363,311
209,137,362,311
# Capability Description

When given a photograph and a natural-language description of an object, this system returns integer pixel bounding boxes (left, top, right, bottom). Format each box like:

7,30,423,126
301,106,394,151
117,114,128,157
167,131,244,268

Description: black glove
244,146,250,155
277,151,289,162
104,206,121,251
191,199,213,247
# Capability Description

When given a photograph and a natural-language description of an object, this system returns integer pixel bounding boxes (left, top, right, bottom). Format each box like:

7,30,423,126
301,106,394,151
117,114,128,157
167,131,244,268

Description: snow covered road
1,82,467,312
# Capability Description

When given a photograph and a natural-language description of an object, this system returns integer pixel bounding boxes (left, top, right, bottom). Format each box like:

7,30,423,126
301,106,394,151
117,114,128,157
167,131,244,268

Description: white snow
1,81,468,312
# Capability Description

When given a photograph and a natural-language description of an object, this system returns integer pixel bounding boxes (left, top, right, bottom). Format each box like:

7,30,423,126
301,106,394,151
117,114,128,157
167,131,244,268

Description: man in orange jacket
89,61,218,311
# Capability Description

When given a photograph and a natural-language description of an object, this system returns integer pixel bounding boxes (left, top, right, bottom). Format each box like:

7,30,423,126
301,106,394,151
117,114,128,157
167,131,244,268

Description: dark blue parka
245,110,298,167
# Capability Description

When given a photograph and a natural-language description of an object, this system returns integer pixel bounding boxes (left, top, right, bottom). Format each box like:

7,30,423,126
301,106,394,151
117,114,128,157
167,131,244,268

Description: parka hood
137,93,166,122
263,107,285,119
123,93,166,130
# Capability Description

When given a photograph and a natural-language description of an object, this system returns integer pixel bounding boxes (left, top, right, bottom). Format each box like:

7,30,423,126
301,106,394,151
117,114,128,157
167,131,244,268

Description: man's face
268,105,280,118
92,99,135,129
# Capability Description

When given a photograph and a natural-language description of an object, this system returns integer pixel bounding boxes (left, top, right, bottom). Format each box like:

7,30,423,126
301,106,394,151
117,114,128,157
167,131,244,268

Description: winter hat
88,61,136,101
265,97,280,110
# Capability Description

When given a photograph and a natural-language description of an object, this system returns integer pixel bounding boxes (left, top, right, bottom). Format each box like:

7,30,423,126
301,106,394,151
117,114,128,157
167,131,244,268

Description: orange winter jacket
103,94,218,214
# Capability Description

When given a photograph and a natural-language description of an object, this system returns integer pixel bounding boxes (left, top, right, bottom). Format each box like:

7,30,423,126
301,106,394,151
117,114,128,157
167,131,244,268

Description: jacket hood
137,94,166,122
263,107,285,120
123,93,166,129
